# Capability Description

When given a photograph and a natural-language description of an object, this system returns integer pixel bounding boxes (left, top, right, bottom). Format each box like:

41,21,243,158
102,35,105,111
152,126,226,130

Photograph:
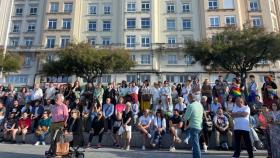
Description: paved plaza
0,144,267,158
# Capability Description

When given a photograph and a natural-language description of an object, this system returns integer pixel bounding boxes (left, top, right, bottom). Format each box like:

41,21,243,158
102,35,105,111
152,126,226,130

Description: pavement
0,143,267,158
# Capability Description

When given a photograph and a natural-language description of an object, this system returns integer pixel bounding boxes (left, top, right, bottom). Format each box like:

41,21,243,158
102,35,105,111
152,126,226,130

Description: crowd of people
0,75,280,158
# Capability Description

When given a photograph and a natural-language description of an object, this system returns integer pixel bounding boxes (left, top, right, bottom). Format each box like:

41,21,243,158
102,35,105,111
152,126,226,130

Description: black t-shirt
122,111,132,126
91,117,105,131
170,115,183,125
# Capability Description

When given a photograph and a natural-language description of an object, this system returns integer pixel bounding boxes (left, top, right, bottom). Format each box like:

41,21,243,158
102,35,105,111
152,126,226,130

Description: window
46,37,56,48
104,4,111,14
141,36,150,47
9,38,19,47
141,18,150,29
141,75,151,82
27,22,36,32
182,3,191,13
209,16,220,27
167,3,175,13
127,75,137,82
61,36,70,48
96,75,111,83
250,0,260,11
130,54,136,62
168,55,177,64
88,21,97,31
50,2,59,13
102,37,111,46
25,38,33,47
141,54,151,64
48,19,57,29
183,19,192,30
64,3,73,13
167,19,176,30
23,56,32,66
6,75,28,84
103,21,111,31
270,0,276,13
88,37,96,46
127,18,136,29
29,6,38,15
224,0,234,9
126,35,136,48
225,16,236,26
209,0,218,10
127,2,136,12
12,23,20,33
141,2,150,11
166,75,188,83
62,19,71,29
167,36,176,44
252,16,262,27
46,55,55,62
185,55,194,65
88,4,97,15
15,6,23,16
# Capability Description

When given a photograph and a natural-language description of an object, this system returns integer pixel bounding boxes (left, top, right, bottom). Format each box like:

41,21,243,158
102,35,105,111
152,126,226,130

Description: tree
185,28,280,90
0,50,23,74
42,43,135,83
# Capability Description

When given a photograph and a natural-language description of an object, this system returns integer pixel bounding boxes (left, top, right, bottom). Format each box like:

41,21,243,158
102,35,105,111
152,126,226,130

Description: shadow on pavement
0,152,43,158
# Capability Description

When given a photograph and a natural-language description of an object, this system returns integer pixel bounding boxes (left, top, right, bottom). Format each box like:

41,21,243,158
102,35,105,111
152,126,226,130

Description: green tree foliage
42,43,135,83
185,28,280,86
0,50,23,74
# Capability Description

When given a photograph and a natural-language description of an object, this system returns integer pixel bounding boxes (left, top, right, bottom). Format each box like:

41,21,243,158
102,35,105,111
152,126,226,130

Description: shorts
172,127,182,136
118,125,132,139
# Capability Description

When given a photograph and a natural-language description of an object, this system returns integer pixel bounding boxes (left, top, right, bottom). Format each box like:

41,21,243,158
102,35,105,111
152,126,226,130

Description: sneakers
125,146,130,151
96,144,101,149
142,145,146,150
169,146,176,152
253,146,257,151
147,133,152,139
42,141,46,146
34,141,40,146
184,138,189,144
151,143,156,148
203,144,208,152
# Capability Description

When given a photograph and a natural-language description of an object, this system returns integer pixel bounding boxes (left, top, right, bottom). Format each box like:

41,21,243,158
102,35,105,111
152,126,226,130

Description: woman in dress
140,80,151,112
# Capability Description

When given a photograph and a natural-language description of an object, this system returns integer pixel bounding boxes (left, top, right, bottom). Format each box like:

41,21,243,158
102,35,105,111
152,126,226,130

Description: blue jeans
185,129,191,140
190,128,202,158
37,132,48,142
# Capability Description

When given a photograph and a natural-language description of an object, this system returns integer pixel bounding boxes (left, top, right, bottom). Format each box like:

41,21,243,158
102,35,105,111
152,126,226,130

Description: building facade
1,0,280,87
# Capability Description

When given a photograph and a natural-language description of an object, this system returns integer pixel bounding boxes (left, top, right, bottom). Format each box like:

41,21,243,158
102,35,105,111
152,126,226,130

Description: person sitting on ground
0,102,6,127
210,97,222,118
169,109,183,152
34,110,51,146
119,102,133,150
213,107,232,150
137,109,152,150
66,109,84,148
102,98,114,132
151,109,166,148
3,112,17,143
16,111,32,144
87,111,105,149
174,97,187,116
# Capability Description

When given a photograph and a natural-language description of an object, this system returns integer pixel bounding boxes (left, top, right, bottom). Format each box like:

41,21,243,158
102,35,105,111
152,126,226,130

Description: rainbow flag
232,86,241,97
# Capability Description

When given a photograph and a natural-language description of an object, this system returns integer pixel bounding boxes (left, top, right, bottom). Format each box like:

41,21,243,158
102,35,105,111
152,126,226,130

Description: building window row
46,36,70,48
87,3,112,15
87,37,112,46
126,18,151,29
49,2,73,13
88,20,111,31
165,2,191,13
166,19,192,31
126,35,151,48
126,1,150,12
14,5,38,16
208,15,262,28
48,19,72,30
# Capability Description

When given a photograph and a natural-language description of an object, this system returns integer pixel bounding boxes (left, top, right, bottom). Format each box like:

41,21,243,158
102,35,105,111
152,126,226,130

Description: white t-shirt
232,105,250,131
174,103,187,112
45,87,56,99
153,117,166,129
139,115,152,126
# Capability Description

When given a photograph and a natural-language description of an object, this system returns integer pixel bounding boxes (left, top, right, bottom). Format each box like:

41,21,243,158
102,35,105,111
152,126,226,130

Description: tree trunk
240,72,248,100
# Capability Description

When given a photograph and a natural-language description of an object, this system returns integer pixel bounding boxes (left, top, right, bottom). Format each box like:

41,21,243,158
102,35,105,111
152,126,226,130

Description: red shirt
258,114,267,129
115,104,126,113
18,117,32,129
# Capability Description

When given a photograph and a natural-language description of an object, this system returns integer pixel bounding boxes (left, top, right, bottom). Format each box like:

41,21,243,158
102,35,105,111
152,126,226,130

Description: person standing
184,93,204,158
50,94,69,138
201,79,212,105
232,97,253,158
140,80,152,112
94,83,104,106
160,81,172,113
247,75,258,104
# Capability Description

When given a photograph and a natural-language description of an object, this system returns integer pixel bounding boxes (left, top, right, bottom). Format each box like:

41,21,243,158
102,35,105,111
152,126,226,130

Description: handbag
56,142,69,156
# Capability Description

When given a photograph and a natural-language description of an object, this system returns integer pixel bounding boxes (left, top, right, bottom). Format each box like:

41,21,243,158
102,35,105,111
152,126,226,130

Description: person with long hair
94,83,104,106
151,110,166,148
140,80,152,111
119,102,133,150
201,79,212,105
66,109,84,148
261,76,278,109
